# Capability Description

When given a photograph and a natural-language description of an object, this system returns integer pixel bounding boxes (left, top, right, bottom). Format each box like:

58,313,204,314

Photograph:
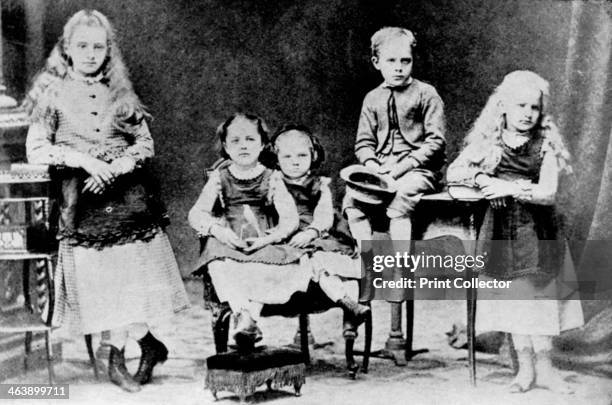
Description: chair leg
24,331,32,372
299,313,310,365
293,316,315,346
45,330,54,384
294,382,302,397
363,304,372,373
342,309,359,378
84,334,99,379
345,336,358,378
213,305,231,353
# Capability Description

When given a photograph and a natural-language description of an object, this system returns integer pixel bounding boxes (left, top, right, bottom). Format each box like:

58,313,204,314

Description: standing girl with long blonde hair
25,9,189,392
447,70,583,394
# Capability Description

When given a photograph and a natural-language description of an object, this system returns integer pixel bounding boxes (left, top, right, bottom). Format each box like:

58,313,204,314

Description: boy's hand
288,229,318,248
388,165,407,179
211,225,248,250
365,160,383,172
377,165,391,174
365,160,392,175
388,156,418,179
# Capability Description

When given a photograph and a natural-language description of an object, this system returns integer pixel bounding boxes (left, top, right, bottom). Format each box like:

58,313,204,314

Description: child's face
65,25,108,76
223,118,264,169
276,131,312,179
372,37,413,87
503,87,542,133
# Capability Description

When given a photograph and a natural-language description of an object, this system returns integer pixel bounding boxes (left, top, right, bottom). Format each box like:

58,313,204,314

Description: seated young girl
270,124,370,330
188,113,312,347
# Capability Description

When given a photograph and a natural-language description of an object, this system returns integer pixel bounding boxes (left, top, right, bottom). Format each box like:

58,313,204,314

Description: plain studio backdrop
2,0,611,319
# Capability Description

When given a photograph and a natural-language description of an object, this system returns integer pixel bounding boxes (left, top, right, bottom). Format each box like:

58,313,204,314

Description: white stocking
345,208,372,252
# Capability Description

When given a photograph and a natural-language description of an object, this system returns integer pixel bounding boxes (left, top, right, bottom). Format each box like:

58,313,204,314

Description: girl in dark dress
447,71,583,394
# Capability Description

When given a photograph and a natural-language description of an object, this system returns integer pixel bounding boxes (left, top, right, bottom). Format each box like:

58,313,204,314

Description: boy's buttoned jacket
355,79,446,171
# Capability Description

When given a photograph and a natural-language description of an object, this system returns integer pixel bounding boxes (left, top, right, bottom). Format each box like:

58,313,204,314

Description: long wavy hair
24,9,149,131
461,70,571,174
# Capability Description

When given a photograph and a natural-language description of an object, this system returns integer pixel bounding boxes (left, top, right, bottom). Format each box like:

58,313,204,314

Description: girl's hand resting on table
476,174,519,200
489,197,508,209
481,178,519,200
210,224,248,250
475,174,523,209
476,175,521,209
288,229,318,248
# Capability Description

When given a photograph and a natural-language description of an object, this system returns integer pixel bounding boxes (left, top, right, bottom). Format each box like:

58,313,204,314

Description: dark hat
340,165,397,205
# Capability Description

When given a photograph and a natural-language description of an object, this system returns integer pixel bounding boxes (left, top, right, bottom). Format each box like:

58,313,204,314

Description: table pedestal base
360,301,428,366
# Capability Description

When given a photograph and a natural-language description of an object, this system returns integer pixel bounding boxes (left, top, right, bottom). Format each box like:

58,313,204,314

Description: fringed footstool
206,346,306,403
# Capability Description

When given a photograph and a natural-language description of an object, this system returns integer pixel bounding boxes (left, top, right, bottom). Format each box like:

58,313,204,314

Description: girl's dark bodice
495,132,545,181
194,166,304,273
217,166,277,238
284,174,357,256
283,175,322,231
479,131,563,280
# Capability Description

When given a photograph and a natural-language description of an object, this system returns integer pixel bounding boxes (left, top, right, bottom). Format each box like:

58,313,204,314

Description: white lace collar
228,163,265,180
501,129,531,150
282,171,311,185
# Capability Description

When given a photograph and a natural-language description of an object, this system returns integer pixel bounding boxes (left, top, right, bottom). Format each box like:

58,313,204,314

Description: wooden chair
200,241,372,378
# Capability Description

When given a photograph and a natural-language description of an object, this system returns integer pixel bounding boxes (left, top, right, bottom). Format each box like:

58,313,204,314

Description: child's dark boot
133,332,168,385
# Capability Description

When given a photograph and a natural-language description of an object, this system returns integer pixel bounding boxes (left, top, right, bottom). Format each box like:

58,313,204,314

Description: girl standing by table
447,70,583,394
